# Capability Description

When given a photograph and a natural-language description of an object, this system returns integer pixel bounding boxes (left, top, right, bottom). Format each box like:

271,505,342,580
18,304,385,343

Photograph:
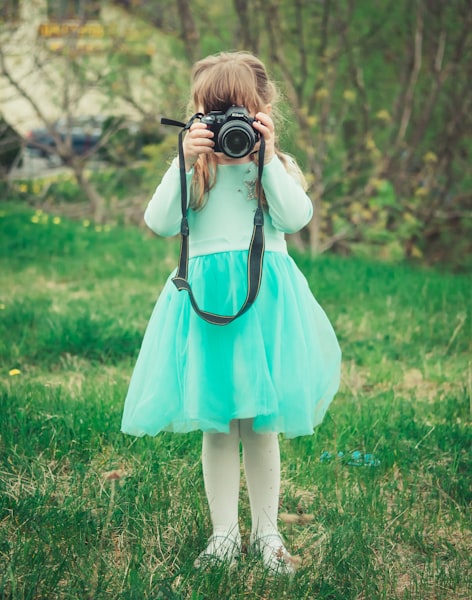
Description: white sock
201,420,241,539
240,418,281,538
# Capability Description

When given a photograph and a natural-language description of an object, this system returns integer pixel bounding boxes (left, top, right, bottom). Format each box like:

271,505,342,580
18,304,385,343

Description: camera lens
219,122,257,158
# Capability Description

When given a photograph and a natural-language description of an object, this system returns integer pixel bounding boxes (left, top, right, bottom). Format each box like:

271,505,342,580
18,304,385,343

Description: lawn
0,204,470,599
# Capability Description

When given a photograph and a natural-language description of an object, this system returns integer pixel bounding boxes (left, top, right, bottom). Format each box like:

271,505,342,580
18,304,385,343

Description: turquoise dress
121,156,341,438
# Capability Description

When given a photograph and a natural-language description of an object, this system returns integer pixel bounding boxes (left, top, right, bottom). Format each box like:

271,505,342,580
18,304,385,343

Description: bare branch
339,21,370,135
233,0,258,53
319,0,330,59
176,0,200,63
0,49,52,128
294,0,308,91
394,3,424,148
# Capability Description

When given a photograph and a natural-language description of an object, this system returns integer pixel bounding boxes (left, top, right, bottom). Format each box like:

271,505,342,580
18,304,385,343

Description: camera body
201,106,260,159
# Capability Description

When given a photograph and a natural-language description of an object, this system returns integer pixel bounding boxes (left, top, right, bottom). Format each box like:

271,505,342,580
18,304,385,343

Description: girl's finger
255,112,274,131
190,122,213,136
193,139,215,148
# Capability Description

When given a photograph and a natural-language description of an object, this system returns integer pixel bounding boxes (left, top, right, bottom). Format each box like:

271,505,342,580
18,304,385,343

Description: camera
200,106,260,159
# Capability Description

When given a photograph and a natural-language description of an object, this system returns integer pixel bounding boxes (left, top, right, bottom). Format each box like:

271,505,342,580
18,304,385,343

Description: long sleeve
144,160,193,237
261,155,313,233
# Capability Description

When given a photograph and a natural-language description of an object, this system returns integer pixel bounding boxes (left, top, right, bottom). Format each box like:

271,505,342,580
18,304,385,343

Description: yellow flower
82,219,90,227
307,115,318,128
95,225,103,232
0,303,5,310
9,369,21,376
18,183,28,193
368,177,384,191
52,217,61,225
31,215,40,223
365,136,377,151
376,109,391,122
343,90,356,103
423,151,438,164
315,87,329,100
415,187,428,198
350,201,363,214
305,172,316,187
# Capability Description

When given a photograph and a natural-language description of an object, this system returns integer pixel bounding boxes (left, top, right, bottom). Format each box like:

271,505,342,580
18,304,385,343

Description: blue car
26,115,105,159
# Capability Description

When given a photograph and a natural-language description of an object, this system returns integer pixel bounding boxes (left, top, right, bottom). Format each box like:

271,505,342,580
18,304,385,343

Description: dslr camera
201,106,259,159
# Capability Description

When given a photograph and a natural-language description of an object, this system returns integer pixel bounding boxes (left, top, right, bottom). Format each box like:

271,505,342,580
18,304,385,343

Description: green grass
0,203,471,599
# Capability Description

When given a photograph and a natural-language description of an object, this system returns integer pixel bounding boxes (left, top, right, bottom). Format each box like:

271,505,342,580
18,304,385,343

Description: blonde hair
187,51,306,209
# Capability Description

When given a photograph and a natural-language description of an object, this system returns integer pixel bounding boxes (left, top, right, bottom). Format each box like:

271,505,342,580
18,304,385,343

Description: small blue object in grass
363,453,381,467
347,450,363,466
320,450,380,467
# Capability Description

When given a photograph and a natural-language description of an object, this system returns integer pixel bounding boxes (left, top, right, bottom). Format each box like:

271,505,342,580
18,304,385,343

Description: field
0,204,470,599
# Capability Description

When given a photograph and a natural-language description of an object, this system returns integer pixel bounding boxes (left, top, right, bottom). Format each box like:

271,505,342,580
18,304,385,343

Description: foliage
0,116,22,176
2,134,181,226
114,0,472,265
0,2,188,221
1,0,471,264
0,204,471,598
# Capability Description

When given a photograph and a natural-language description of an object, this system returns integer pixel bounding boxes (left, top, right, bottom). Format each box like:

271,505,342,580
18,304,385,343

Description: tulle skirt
121,250,341,439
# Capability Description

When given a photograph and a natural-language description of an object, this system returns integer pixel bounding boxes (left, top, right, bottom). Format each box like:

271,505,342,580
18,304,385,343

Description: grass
0,203,471,599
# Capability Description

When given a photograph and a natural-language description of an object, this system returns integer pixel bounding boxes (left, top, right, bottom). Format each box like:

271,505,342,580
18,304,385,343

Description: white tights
201,419,280,539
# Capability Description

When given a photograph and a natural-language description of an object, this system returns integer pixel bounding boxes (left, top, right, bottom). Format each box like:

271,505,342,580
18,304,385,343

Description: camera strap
160,114,265,326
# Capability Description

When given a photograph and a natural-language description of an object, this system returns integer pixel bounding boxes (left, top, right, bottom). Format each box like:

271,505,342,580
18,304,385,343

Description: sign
38,21,105,38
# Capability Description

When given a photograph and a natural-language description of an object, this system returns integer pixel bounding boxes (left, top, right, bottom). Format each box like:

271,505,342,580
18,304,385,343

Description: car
26,115,105,159
25,115,165,166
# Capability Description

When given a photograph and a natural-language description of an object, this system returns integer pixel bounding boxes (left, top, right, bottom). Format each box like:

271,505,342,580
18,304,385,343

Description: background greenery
0,205,470,599
1,0,471,267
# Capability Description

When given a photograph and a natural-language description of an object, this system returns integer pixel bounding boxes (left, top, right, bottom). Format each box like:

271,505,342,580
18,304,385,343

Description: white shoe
194,532,241,569
251,533,297,575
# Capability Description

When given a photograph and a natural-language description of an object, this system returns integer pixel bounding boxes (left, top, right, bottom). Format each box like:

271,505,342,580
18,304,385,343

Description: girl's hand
182,122,214,171
253,112,276,164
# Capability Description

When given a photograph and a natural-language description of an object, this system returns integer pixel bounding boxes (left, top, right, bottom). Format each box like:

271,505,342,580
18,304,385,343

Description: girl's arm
144,160,193,237
144,122,213,236
261,155,313,233
253,112,313,233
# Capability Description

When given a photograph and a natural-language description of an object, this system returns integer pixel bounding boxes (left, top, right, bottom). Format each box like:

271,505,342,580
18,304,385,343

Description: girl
121,51,341,574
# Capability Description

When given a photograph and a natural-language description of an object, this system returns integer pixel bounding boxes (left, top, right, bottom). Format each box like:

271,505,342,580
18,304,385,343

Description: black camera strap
160,114,266,326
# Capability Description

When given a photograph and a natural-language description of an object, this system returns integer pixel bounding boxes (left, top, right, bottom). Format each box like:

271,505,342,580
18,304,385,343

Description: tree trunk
73,164,106,223
176,0,201,62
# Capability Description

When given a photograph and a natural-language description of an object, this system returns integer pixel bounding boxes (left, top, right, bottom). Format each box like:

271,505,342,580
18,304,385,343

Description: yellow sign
38,21,105,38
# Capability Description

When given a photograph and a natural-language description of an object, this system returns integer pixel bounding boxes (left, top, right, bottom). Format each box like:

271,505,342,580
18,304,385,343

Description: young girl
121,51,341,574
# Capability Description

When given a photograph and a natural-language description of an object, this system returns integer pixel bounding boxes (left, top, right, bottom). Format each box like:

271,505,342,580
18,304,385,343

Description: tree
0,22,119,221
0,115,22,177
117,0,471,263
0,4,186,221
231,0,472,261
2,0,470,264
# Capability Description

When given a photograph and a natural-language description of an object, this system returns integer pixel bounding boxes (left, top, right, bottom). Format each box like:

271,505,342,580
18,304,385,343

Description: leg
196,420,241,566
240,419,295,574
240,418,280,537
